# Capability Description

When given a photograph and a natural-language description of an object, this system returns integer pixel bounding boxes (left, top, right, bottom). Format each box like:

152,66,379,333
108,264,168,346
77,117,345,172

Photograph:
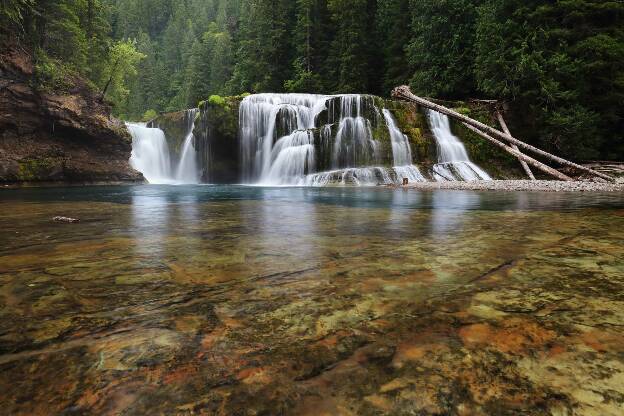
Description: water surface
1,186,623,415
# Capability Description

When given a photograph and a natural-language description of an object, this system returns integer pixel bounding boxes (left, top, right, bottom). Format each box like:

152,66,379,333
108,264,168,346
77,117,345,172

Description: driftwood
392,86,615,182
462,124,573,181
496,111,535,180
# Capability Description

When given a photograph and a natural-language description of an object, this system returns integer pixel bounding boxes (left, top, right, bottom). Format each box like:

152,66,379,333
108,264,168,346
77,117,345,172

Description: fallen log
461,124,573,181
496,111,535,180
392,86,614,182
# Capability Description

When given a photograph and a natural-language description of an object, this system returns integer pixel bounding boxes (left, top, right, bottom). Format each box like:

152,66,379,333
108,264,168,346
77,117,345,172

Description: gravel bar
390,180,624,192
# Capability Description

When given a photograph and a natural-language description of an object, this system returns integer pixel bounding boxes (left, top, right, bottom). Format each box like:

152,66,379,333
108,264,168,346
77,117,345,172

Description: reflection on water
131,194,170,260
430,191,481,237
1,185,624,415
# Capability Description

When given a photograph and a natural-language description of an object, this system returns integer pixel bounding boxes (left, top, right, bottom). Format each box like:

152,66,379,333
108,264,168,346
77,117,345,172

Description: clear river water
1,186,623,415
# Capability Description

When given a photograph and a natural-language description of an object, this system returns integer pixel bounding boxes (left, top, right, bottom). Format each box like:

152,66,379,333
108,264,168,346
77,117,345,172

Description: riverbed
1,185,623,415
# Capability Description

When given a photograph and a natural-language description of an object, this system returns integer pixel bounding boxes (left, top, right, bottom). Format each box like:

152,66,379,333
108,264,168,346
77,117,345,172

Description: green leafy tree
101,39,146,115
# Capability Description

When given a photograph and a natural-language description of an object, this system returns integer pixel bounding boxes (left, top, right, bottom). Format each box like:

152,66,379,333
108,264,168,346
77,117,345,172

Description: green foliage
208,95,226,107
474,0,624,159
326,0,379,93
33,50,76,92
142,109,158,122
376,0,411,95
0,0,34,35
407,0,478,97
102,39,146,114
2,0,622,160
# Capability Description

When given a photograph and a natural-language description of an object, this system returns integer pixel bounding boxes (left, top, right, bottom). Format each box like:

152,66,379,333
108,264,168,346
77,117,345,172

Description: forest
1,0,623,160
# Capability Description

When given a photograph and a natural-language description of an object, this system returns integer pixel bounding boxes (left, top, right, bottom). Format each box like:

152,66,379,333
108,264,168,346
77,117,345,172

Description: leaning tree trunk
462,124,573,181
496,111,535,180
392,86,614,182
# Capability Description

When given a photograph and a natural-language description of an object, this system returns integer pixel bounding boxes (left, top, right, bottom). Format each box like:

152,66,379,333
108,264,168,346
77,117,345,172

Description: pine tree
407,0,478,97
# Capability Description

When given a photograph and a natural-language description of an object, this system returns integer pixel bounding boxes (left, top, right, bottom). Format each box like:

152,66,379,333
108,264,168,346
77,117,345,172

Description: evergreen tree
326,0,377,93
285,0,330,93
475,0,624,159
230,0,295,93
376,0,411,95
407,0,478,97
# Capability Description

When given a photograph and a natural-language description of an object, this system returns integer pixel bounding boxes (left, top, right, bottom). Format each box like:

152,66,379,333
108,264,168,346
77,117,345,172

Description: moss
450,103,523,179
382,100,436,165
18,158,60,181
195,95,243,182
142,109,158,122
151,111,188,154
371,121,393,167
208,95,227,107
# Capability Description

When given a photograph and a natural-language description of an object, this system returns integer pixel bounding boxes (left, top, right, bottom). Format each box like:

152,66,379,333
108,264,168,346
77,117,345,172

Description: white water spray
427,110,491,181
239,93,392,185
382,109,425,182
127,108,201,184
175,109,200,184
128,123,173,184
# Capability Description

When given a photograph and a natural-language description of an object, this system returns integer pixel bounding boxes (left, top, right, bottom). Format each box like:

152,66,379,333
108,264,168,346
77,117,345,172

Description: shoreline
2,179,623,192
391,180,624,192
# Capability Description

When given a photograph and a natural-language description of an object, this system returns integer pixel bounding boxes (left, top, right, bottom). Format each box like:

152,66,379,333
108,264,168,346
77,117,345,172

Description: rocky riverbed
397,179,624,192
1,186,623,415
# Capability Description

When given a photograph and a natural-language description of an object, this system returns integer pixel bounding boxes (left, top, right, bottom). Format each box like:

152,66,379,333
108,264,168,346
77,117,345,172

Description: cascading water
382,109,425,183
130,94,496,186
175,108,200,184
427,110,491,181
127,108,201,184
128,123,173,184
239,93,419,186
239,94,327,183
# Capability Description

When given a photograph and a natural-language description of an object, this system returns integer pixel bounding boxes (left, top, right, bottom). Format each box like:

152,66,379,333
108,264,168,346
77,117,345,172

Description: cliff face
0,44,143,185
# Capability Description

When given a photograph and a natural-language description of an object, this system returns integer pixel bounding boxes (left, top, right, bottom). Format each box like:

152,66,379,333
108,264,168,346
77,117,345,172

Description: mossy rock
381,99,437,166
449,103,523,179
196,95,243,183
150,111,189,156
17,158,65,181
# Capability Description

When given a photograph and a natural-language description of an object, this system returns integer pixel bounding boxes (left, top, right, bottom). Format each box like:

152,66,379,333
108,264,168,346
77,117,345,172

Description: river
1,185,623,415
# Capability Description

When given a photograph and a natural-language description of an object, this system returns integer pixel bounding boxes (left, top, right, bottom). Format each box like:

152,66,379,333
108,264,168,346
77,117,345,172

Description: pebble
395,180,624,193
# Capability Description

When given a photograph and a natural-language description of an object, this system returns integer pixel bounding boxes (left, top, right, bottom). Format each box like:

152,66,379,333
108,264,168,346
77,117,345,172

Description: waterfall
175,109,200,184
239,93,391,186
262,130,316,185
239,94,327,183
427,110,491,181
382,109,425,183
128,123,173,184
127,108,201,184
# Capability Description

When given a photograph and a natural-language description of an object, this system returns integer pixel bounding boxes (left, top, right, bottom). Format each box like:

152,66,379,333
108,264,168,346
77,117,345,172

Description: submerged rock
53,216,80,223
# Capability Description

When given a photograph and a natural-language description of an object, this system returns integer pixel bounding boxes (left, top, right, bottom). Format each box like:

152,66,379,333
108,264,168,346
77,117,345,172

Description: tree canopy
1,0,622,160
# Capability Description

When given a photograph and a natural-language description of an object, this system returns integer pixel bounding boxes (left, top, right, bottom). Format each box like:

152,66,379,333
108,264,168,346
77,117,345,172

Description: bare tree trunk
392,86,614,182
462,124,573,181
496,111,535,180
100,59,120,102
